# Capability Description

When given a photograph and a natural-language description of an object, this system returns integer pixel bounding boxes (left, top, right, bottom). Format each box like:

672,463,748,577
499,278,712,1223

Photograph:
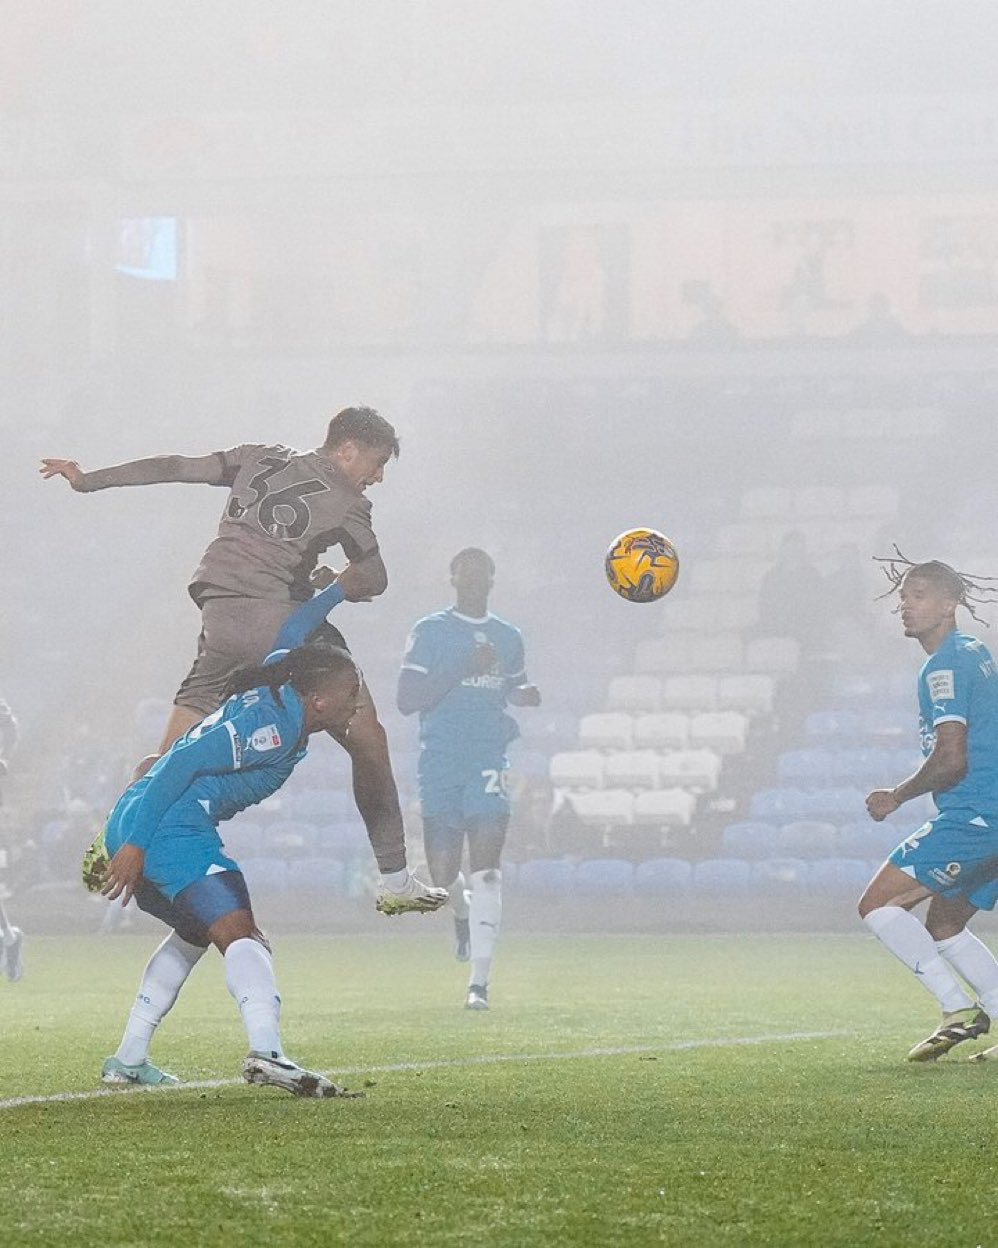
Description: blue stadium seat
288,857,347,895
807,858,871,894
751,858,808,895
749,788,813,822
777,820,837,860
516,858,575,896
693,859,751,895
777,749,832,782
805,710,862,740
720,821,780,860
634,858,692,897
803,787,865,821
240,857,289,895
285,789,353,823
574,859,634,896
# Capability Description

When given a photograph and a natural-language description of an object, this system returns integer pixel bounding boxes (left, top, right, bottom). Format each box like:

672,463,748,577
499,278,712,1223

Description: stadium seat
830,748,890,783
634,637,693,674
656,596,705,633
749,787,813,822
751,858,808,895
690,633,744,673
549,750,605,790
720,821,780,860
566,789,634,827
721,595,760,633
282,788,353,823
805,709,862,740
860,708,907,740
777,820,837,859
288,857,348,895
603,750,660,790
220,821,264,860
316,821,370,857
262,820,318,857
778,749,833,783
634,857,693,896
845,485,899,518
807,858,873,894
574,859,635,895
794,485,845,518
693,858,751,895
508,748,550,778
805,787,866,821
689,711,747,754
607,675,661,714
662,675,719,712
715,522,773,557
240,857,289,895
658,749,721,792
516,858,575,896
632,788,696,829
741,486,792,519
745,636,800,675
717,675,774,714
632,712,690,750
578,713,634,751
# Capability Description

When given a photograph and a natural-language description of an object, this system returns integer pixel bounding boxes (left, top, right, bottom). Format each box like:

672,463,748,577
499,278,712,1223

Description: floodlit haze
2,2,998,913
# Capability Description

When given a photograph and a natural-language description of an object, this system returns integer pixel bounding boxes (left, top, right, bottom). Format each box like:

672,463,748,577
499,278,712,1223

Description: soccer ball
604,528,679,603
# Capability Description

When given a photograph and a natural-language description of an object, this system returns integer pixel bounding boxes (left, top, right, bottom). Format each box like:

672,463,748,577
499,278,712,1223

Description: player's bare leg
424,820,471,961
328,681,406,869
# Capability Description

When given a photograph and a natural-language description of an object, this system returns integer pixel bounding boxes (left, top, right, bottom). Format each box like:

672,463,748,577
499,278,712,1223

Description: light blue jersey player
89,574,446,1096
397,548,541,1011
860,556,998,1063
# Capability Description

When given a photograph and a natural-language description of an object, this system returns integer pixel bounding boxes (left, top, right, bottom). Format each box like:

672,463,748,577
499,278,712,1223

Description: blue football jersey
917,630,998,817
402,608,527,755
107,685,308,850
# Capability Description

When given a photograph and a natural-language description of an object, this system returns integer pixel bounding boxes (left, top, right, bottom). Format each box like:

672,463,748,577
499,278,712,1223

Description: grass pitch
3,930,998,1247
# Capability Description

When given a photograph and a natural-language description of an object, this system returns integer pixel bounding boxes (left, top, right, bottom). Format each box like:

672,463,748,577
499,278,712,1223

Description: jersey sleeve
78,446,256,492
331,497,380,563
922,648,974,727
504,627,527,684
401,620,440,675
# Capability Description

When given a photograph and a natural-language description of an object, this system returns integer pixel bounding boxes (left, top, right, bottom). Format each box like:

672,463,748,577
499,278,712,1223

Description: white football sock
935,929,998,1014
449,871,470,922
469,868,501,988
116,932,206,1067
224,937,283,1057
864,905,972,1013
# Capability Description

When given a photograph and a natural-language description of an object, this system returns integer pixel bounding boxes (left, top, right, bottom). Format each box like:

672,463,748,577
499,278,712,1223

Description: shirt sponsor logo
926,669,955,702
250,724,282,752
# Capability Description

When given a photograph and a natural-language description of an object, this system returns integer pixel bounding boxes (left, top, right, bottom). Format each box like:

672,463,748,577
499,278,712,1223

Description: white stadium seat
845,485,898,518
604,750,661,790
606,675,661,714
690,633,744,673
549,751,604,790
662,675,719,712
656,597,703,632
794,486,845,518
567,788,634,827
745,636,801,675
632,788,696,829
715,522,773,558
689,711,747,754
578,712,633,751
658,749,721,792
717,674,775,714
632,712,690,750
634,637,693,674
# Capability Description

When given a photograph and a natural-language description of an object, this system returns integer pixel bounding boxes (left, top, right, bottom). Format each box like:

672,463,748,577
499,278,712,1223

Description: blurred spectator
756,530,826,652
848,292,911,344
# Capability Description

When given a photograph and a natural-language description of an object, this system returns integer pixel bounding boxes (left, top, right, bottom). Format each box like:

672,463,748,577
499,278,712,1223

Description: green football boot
101,1056,180,1086
907,1005,990,1062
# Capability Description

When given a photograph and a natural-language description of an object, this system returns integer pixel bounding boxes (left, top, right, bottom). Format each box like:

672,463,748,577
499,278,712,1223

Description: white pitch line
0,1030,848,1113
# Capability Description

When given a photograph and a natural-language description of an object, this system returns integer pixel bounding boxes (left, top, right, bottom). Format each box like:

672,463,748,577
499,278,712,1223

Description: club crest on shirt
250,724,282,752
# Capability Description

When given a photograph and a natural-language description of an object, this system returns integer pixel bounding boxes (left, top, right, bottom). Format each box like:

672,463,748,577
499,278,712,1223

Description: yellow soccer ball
604,528,680,603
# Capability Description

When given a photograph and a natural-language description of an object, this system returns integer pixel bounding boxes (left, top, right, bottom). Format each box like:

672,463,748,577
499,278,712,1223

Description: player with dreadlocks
859,550,998,1062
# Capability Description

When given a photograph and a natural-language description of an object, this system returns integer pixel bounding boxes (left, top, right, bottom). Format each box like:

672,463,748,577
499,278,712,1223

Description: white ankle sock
224,937,283,1057
469,868,501,988
935,929,998,1014
116,932,205,1066
864,905,972,1013
449,871,470,922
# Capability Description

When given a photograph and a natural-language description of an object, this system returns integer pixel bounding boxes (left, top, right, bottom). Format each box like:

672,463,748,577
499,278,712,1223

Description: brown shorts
174,597,348,716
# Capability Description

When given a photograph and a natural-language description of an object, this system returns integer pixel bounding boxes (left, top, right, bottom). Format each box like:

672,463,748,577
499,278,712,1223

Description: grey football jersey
190,444,379,602
80,443,379,603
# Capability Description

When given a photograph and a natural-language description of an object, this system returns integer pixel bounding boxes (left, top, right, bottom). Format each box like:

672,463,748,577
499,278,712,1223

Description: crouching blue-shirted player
397,548,540,1010
88,568,447,1095
860,554,998,1062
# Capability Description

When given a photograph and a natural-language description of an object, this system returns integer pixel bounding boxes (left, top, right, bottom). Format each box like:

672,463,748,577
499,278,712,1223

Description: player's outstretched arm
40,451,234,492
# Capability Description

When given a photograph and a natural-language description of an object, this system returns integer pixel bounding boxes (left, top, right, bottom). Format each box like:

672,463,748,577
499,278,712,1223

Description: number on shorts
482,769,509,796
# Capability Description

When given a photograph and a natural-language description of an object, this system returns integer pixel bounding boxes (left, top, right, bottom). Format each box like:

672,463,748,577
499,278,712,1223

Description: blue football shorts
106,818,241,902
888,812,998,910
418,752,511,822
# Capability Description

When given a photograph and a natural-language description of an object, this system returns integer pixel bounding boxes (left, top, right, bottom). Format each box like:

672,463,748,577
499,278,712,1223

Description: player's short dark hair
324,406,400,457
450,547,495,575
223,644,358,708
